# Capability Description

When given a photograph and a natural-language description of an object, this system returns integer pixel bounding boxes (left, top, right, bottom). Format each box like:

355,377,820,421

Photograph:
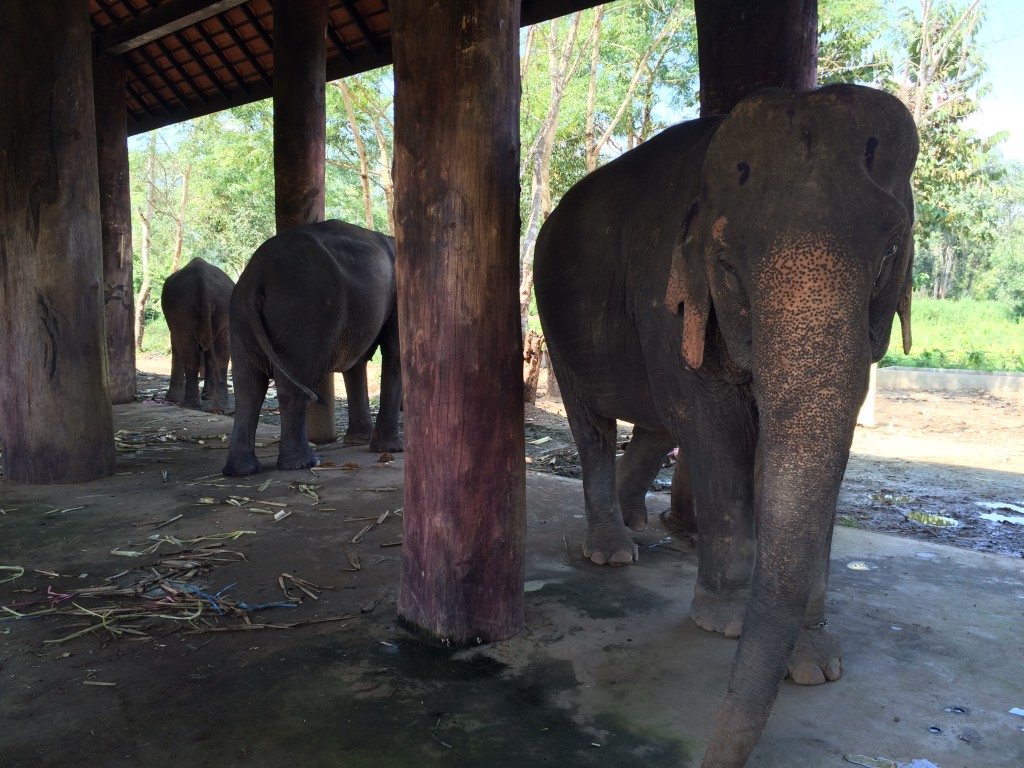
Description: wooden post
694,0,818,116
392,0,526,644
0,0,115,483
272,0,333,443
94,54,136,404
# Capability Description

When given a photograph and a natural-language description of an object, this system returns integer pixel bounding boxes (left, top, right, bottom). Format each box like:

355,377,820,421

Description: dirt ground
1,357,1022,767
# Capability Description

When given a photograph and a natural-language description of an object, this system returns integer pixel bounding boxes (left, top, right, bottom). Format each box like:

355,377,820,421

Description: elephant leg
182,368,203,409
166,347,185,403
369,313,403,452
223,352,268,476
686,399,758,638
788,520,842,685
276,380,320,471
201,349,228,412
616,425,675,532
560,388,636,565
342,364,373,444
661,453,697,537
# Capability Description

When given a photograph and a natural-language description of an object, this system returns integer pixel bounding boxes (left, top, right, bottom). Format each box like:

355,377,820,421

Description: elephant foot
787,623,843,685
620,503,648,533
223,455,262,477
181,397,203,409
343,430,372,446
582,526,638,566
659,505,697,538
689,584,749,638
369,433,404,453
277,447,322,471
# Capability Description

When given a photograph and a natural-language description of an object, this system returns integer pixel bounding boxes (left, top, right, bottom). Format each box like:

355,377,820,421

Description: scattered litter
343,553,361,571
150,513,183,530
944,706,967,714
1010,707,1024,717
273,510,291,522
377,453,394,464
82,680,117,687
847,561,879,571
257,478,275,492
0,566,24,584
905,510,958,528
108,530,256,558
279,573,323,602
870,492,912,505
927,726,942,733
844,757,940,768
528,436,552,445
289,482,322,505
360,587,390,614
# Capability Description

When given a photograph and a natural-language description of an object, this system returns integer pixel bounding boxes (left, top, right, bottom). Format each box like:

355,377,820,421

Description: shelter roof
90,0,604,136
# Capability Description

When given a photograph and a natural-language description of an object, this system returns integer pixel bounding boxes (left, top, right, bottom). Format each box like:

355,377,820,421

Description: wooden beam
392,0,526,645
0,0,115,483
94,0,250,56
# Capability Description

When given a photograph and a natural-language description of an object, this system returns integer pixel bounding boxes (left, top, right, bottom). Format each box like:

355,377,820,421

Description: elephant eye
719,256,737,275
885,238,901,260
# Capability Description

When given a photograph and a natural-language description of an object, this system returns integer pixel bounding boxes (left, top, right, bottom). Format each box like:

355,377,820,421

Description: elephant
533,84,918,768
222,220,402,477
160,257,234,412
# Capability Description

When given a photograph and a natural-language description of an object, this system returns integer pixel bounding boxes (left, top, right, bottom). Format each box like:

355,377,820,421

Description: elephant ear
665,200,710,369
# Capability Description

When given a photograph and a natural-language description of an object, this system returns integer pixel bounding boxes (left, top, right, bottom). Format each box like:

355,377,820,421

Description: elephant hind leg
276,380,321,471
616,425,675,532
223,353,268,477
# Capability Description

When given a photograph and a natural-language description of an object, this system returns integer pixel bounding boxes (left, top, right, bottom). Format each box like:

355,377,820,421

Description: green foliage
881,298,1024,371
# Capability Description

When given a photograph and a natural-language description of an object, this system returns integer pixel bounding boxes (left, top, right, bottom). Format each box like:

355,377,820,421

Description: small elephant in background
222,219,402,477
160,257,234,412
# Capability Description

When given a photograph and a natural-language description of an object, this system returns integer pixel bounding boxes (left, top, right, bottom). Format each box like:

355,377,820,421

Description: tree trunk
170,164,191,273
393,0,525,645
694,0,818,116
334,80,375,230
523,330,544,405
273,0,332,442
0,0,115,483
135,134,157,352
93,54,136,404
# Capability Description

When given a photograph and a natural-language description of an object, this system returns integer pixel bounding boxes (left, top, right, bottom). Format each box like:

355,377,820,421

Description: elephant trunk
702,242,871,767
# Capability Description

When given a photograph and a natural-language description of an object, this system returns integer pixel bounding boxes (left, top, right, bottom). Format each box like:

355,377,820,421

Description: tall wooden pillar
94,54,136,404
694,0,818,116
0,0,115,484
272,0,333,442
392,0,526,645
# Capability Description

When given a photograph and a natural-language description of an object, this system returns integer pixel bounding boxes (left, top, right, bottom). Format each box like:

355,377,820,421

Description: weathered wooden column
392,0,526,644
0,0,115,483
94,54,136,404
694,0,818,116
272,0,333,442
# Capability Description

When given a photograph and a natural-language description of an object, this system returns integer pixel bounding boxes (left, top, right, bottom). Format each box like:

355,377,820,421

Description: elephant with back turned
160,257,234,412
534,85,918,768
222,220,402,477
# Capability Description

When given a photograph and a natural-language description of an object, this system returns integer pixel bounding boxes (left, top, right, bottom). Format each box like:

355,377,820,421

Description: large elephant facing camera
222,220,402,477
534,85,917,768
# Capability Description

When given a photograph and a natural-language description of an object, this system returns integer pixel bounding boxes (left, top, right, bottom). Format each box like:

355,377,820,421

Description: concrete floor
1,401,1023,768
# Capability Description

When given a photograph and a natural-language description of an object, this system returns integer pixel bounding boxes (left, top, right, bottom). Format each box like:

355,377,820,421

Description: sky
963,0,1024,162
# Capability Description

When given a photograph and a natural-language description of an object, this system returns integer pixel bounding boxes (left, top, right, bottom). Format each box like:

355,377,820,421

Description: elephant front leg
369,315,403,453
787,525,842,685
166,348,185,403
341,364,374,445
182,369,203,409
276,383,321,471
686,402,758,638
616,425,675,532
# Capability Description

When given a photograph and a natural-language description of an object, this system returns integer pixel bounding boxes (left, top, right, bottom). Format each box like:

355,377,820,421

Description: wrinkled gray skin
160,257,234,412
534,85,918,768
222,220,402,477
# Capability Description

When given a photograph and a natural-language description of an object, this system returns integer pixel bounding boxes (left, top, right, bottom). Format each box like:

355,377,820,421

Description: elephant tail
243,291,325,406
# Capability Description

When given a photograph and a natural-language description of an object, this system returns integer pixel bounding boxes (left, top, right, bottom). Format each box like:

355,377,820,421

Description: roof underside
90,0,606,136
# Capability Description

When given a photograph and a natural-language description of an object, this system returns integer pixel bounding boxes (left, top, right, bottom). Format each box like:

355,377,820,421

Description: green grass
881,297,1024,372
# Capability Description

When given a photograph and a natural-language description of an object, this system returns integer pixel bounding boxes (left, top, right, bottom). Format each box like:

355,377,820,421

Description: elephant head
666,85,919,766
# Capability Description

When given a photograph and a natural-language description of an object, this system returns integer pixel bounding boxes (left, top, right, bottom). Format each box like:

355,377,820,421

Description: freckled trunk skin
702,255,869,768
